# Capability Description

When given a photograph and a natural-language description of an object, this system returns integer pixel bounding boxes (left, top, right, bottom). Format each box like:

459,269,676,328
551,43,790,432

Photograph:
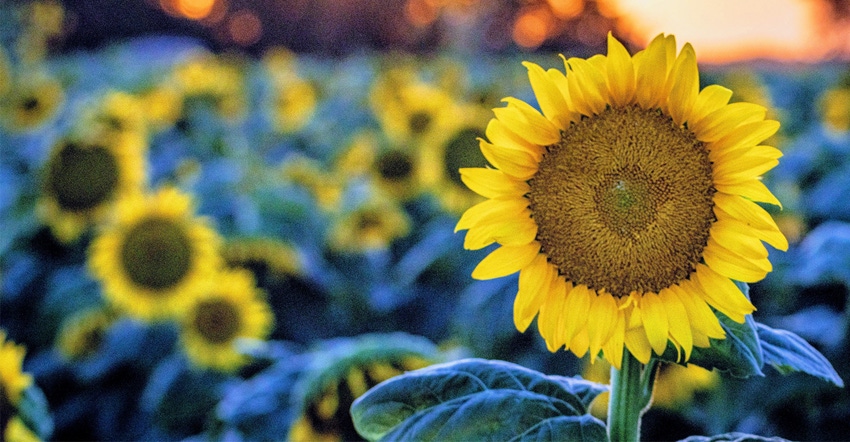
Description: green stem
607,352,656,442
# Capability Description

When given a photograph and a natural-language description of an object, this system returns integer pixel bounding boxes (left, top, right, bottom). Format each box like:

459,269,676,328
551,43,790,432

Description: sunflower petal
605,32,636,107
561,284,592,348
539,278,569,351
566,57,608,116
514,254,553,332
602,310,627,369
484,118,545,160
690,85,733,127
524,61,571,128
714,179,782,208
690,102,767,142
666,43,699,126
703,238,771,283
659,287,693,361
479,139,540,180
708,120,781,157
640,292,670,355
455,197,529,232
471,242,540,280
672,280,726,340
634,33,671,109
459,167,530,199
692,264,756,323
492,98,561,145
586,291,619,359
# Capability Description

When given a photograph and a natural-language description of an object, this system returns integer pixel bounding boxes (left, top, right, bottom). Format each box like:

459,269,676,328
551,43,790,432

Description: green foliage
17,384,54,440
756,323,844,387
350,358,608,442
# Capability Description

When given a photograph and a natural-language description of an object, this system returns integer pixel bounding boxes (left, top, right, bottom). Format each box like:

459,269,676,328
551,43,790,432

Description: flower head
456,33,787,368
88,186,223,321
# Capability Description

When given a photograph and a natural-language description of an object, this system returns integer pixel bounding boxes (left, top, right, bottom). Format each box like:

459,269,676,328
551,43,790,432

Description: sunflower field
2,1,849,441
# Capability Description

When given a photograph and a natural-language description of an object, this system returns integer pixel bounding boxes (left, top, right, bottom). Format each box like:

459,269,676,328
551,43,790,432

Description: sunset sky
607,0,848,62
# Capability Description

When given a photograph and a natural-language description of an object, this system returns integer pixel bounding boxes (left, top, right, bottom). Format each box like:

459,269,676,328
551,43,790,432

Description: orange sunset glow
608,0,848,62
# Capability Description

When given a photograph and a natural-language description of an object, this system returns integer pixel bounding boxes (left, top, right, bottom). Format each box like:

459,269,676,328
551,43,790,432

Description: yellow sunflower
369,77,455,147
327,198,412,253
88,186,223,321
56,307,117,360
179,268,274,372
0,72,64,132
267,75,317,134
419,103,491,214
455,33,788,369
222,237,303,282
38,132,146,243
0,331,32,408
170,53,246,120
288,355,432,442
80,90,149,153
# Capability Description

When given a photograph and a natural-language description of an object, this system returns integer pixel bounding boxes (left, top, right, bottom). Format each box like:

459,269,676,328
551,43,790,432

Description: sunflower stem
607,352,654,442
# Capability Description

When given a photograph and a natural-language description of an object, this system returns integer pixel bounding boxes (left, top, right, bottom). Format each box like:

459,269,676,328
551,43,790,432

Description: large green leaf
756,323,844,387
350,358,608,442
680,432,789,442
660,282,764,378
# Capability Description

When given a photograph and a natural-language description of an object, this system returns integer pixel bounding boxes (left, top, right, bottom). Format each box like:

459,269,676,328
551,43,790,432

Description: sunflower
38,132,146,243
289,354,432,442
1,331,38,442
419,103,491,214
179,268,273,372
369,76,455,147
455,33,788,368
88,186,223,321
56,307,117,360
170,53,246,120
0,72,64,132
222,237,303,283
267,75,317,134
81,90,149,153
327,198,411,253
0,46,11,97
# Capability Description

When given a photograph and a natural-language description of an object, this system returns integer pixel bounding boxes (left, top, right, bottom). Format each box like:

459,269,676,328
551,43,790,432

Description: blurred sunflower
267,75,317,134
222,237,303,284
0,72,63,132
820,83,850,132
456,33,787,368
419,103,491,214
0,46,11,97
37,133,146,243
369,77,455,147
280,155,344,211
170,53,246,120
56,307,117,360
88,186,222,321
81,90,149,153
179,268,274,372
1,331,39,442
139,84,183,132
327,198,411,253
289,352,432,442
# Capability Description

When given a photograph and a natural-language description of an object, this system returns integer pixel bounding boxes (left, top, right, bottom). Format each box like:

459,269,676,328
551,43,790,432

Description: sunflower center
46,142,120,212
444,126,487,186
120,217,193,291
377,150,413,181
408,111,432,135
528,105,716,297
193,299,241,344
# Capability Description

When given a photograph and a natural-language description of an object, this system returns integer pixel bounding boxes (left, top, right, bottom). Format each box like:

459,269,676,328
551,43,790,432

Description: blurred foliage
1,1,849,441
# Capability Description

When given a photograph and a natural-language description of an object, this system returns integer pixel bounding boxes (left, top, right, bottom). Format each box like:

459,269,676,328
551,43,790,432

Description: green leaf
350,358,608,442
756,323,844,387
659,282,764,378
679,432,789,442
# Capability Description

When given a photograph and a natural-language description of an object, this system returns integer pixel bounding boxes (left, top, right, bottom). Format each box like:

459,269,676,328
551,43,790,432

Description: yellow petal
624,321,653,364
479,139,540,180
566,57,608,116
605,32,636,107
514,254,554,332
672,280,726,340
665,43,699,126
692,264,756,323
703,238,771,283
586,291,619,359
459,168,530,199
690,102,767,142
709,219,770,259
560,284,592,347
471,242,540,280
712,153,779,185
634,33,671,109
640,292,669,355
462,209,535,250
602,310,626,369
714,179,782,208
492,98,561,146
713,202,788,251
708,120,781,157
689,85,733,127
484,118,545,160
455,197,529,232
539,278,569,352
523,61,571,128
659,287,693,361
